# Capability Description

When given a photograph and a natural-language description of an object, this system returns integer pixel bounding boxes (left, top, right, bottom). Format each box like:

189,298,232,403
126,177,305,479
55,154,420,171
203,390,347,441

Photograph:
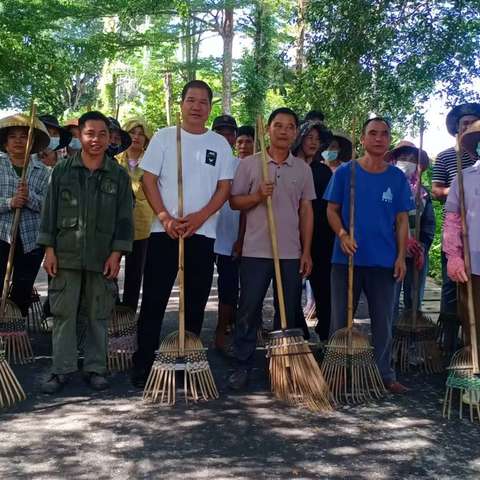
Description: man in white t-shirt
131,80,235,387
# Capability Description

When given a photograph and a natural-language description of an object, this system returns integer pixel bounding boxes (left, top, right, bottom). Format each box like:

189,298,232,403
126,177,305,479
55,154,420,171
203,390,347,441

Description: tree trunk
164,72,172,126
295,0,306,73
221,8,234,114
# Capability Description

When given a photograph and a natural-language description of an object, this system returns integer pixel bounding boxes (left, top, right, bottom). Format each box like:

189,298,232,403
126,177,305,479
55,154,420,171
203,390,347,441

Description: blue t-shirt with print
323,160,414,268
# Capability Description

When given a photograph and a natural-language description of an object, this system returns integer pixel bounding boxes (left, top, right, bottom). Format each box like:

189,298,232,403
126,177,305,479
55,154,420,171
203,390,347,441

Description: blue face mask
107,144,122,157
48,137,60,151
321,150,338,162
476,142,480,157
69,138,81,150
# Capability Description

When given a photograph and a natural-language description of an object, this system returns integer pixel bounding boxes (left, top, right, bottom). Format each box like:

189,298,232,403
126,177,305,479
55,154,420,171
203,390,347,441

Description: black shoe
84,372,109,391
131,369,148,389
41,374,68,394
227,368,250,391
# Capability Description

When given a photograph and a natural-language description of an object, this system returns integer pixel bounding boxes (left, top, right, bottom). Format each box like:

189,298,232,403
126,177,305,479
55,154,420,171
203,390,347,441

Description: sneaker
227,368,250,391
385,381,409,394
41,374,68,394
84,372,109,391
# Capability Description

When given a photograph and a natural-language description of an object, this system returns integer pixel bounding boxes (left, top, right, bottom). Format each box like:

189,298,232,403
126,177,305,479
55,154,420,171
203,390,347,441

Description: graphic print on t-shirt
382,187,393,203
205,149,217,166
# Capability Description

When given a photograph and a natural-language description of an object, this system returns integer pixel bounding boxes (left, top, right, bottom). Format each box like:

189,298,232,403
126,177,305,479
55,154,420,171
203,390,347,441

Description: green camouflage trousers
49,269,117,375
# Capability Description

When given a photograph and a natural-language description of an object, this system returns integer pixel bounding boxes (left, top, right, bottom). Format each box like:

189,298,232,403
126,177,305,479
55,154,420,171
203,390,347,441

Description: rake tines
321,327,386,405
143,331,218,406
27,287,48,333
0,341,26,408
443,347,480,422
0,300,34,364
393,310,443,373
107,306,137,372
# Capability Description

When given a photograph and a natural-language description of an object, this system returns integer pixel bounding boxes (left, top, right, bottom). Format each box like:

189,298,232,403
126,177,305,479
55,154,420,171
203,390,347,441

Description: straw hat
460,119,480,156
385,140,430,171
446,103,480,136
0,113,50,154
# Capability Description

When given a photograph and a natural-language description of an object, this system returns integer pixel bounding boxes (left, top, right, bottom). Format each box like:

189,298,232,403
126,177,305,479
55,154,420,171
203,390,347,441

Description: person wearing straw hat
444,120,480,346
386,141,436,324
63,119,82,155
321,131,353,172
228,107,316,390
117,118,153,312
37,115,72,168
432,103,480,324
38,110,134,393
0,114,50,316
130,80,235,388
324,117,414,394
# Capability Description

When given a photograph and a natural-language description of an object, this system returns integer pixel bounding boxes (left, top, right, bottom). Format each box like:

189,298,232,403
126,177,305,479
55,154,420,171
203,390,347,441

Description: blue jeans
330,264,396,384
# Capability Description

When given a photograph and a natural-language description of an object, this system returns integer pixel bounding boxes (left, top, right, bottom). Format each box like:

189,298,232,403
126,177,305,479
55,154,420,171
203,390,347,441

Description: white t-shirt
214,157,240,255
140,126,235,239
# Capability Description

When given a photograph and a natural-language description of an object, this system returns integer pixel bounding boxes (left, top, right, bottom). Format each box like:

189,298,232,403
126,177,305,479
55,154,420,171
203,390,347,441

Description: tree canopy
1,0,479,132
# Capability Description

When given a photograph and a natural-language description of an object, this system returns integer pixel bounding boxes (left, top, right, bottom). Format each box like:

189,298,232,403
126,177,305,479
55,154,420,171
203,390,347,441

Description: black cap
212,115,238,132
38,114,72,150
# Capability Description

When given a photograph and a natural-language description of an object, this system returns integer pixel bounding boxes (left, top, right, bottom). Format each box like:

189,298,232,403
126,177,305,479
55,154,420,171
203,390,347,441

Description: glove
414,248,425,271
407,238,423,258
447,256,468,283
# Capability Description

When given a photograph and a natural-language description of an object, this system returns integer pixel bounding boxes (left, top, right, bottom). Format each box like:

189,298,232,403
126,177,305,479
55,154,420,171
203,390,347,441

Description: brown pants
458,274,480,347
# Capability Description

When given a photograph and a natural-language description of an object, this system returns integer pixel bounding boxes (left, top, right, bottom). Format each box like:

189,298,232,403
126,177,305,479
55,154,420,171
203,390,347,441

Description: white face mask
48,136,60,151
69,138,82,150
396,160,417,178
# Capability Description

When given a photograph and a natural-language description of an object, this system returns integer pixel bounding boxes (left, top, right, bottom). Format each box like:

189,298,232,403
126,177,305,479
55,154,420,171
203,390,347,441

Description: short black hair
237,125,255,139
78,111,110,130
267,108,299,127
181,80,213,104
304,110,325,122
361,116,391,135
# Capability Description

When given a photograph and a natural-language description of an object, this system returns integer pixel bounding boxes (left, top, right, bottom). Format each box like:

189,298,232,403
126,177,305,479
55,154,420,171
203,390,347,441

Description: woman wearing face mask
386,141,435,325
0,114,50,316
117,118,153,312
64,119,82,155
321,131,353,172
38,115,72,168
292,121,335,343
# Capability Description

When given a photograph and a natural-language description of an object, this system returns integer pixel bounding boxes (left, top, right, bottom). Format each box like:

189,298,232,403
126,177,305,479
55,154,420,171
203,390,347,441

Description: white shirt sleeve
139,128,165,176
218,141,236,181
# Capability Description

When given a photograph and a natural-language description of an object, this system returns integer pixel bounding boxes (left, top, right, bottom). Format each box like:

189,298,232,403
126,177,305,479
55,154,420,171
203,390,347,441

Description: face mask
107,144,122,157
69,138,81,150
48,136,60,151
476,142,480,157
321,150,338,162
396,160,417,177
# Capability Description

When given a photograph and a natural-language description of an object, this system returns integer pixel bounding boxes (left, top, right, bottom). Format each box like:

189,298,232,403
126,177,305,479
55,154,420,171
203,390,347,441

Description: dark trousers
309,258,332,341
133,232,215,372
234,257,302,369
216,254,239,307
441,251,457,315
330,264,396,384
122,238,149,312
0,239,44,316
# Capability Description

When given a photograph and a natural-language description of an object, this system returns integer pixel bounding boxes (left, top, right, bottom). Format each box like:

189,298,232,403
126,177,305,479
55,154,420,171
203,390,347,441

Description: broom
143,115,218,405
393,122,442,373
0,104,37,365
257,116,332,412
443,141,480,422
321,124,386,405
108,305,137,372
0,338,26,408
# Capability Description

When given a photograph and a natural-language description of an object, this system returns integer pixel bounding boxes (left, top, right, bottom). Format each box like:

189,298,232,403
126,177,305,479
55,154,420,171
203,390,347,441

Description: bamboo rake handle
456,141,479,374
0,102,37,320
176,114,185,355
257,116,288,331
411,120,425,323
347,121,356,330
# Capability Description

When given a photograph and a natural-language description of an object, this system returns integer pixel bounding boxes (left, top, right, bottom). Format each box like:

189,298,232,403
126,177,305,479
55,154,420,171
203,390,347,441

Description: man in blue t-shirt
324,117,414,394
